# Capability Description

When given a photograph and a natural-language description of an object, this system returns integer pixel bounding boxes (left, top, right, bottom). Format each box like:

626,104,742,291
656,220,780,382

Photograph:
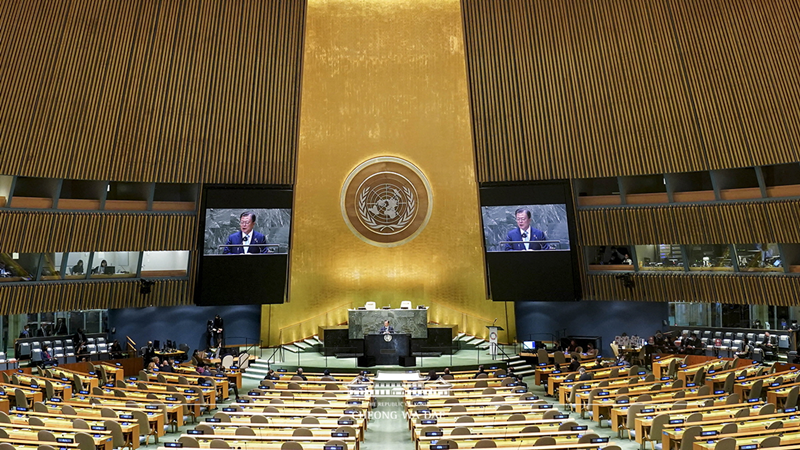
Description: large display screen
480,181,580,302
196,186,293,306
203,208,291,255
481,204,571,252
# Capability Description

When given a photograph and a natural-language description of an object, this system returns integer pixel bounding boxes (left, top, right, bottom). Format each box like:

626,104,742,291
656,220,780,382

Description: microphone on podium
492,318,498,326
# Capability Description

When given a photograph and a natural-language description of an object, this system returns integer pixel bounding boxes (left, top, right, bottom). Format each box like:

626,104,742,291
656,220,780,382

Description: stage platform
248,347,516,378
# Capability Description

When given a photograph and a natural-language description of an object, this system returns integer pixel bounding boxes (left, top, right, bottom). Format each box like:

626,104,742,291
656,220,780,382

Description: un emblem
341,157,432,247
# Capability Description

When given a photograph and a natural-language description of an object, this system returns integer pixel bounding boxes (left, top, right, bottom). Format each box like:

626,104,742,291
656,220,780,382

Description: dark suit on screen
379,325,395,334
504,227,548,251
223,231,267,254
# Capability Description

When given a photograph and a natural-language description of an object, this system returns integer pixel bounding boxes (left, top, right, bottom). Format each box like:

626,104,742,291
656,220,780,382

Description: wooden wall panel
462,0,800,181
582,272,800,305
0,0,305,185
577,201,800,245
0,211,195,252
0,279,192,315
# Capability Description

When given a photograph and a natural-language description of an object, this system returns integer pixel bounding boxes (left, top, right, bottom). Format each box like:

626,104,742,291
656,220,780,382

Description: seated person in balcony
504,208,550,251
752,319,762,329
0,261,12,277
19,324,31,338
92,260,108,274
735,337,752,359
72,260,84,275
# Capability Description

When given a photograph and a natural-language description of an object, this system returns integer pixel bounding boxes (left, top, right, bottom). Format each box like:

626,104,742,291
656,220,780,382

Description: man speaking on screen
223,211,268,254
504,208,550,251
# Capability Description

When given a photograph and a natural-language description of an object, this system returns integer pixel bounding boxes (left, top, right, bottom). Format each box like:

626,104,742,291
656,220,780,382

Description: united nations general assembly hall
1,1,800,449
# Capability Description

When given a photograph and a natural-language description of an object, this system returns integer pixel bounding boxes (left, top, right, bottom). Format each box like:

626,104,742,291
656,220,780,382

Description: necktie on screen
521,231,527,239
243,235,249,242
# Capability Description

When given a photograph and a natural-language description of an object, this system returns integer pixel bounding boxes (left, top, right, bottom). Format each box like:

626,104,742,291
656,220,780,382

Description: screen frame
195,184,294,306
478,180,582,301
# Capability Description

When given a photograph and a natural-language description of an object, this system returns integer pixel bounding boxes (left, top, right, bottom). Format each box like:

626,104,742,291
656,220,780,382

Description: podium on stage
362,333,413,366
486,325,503,359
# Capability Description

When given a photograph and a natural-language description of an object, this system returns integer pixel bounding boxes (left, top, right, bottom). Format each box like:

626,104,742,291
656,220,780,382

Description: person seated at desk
473,365,486,379
147,356,160,371
160,359,175,373
507,366,527,387
379,320,394,334
735,337,752,359
295,367,308,381
322,369,337,381
91,260,109,274
568,357,581,372
577,367,593,381
71,260,84,275
350,370,370,385
565,340,581,353
584,343,598,358
196,362,210,375
264,369,279,380
426,369,438,381
759,332,777,360
109,340,123,359
652,330,672,353
41,345,57,367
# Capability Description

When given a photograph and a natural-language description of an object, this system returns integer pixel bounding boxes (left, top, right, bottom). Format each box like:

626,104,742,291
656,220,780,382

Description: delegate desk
364,333,411,365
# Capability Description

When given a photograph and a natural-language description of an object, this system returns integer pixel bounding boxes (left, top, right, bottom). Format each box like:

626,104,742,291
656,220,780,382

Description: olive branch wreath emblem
358,185,416,232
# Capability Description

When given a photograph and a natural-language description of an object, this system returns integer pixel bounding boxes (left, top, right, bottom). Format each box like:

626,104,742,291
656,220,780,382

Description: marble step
464,337,486,346
453,332,467,341
281,344,301,353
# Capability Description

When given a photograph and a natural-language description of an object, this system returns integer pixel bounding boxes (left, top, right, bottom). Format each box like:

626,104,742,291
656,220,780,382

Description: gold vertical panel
262,0,515,346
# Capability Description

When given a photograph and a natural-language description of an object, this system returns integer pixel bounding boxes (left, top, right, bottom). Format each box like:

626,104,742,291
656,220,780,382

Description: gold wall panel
462,0,800,181
262,0,515,346
0,0,304,184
